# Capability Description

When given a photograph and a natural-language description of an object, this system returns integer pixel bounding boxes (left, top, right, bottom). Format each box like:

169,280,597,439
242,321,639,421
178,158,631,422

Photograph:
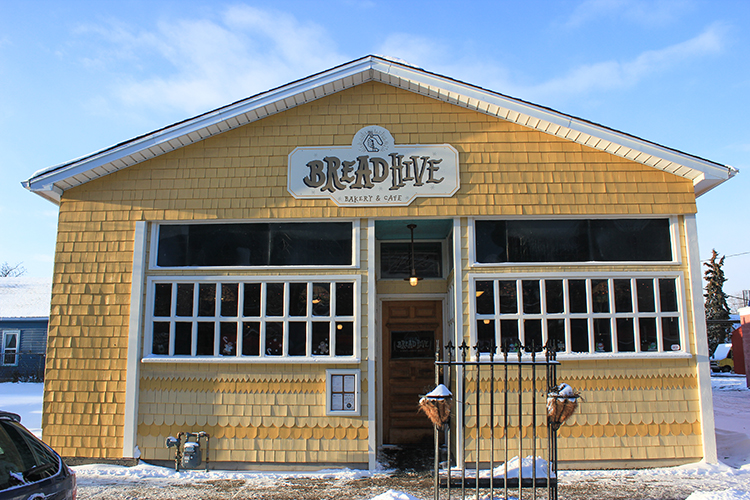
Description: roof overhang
23,55,737,204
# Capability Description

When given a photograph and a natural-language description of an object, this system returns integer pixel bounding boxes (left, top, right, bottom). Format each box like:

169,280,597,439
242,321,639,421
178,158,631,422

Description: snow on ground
0,376,749,500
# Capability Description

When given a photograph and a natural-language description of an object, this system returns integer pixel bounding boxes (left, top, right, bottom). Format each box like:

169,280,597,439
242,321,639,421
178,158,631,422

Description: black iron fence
430,341,560,500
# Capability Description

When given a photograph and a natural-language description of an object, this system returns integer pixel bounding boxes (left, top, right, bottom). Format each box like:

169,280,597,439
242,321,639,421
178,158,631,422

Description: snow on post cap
425,384,452,399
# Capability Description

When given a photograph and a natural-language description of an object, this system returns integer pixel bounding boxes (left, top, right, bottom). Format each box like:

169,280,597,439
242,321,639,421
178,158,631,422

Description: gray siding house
0,278,51,381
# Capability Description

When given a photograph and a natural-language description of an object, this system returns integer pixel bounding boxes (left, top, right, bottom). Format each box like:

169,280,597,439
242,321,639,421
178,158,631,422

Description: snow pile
369,490,422,500
450,456,553,479
686,489,750,500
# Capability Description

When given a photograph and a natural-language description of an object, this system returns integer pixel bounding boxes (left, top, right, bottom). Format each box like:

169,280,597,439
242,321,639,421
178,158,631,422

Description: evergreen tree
703,249,732,355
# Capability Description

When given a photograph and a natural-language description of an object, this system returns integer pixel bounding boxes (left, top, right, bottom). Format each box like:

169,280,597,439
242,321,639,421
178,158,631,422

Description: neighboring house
0,277,51,382
22,56,736,469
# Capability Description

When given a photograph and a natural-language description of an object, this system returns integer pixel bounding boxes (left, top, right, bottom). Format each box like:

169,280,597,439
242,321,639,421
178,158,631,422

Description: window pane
477,320,495,353
616,318,635,352
380,242,442,279
639,318,657,351
197,322,215,355
594,319,612,352
221,283,239,317
614,280,632,313
243,283,261,317
312,322,330,355
589,219,672,261
522,280,541,314
545,280,564,314
288,322,307,356
475,281,495,315
154,284,172,317
242,322,260,356
474,220,507,263
176,284,194,316
265,322,283,355
500,320,519,352
569,280,587,313
570,319,589,352
198,284,216,317
524,319,542,352
335,282,354,317
547,319,566,352
174,322,192,355
312,283,330,316
220,322,237,356
506,220,589,262
289,283,308,317
266,283,285,317
499,281,517,314
662,317,680,351
152,322,170,355
636,279,655,312
591,279,609,313
335,322,354,356
659,279,678,312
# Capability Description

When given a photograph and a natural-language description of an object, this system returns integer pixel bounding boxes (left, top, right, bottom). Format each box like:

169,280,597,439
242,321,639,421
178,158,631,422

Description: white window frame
468,216,681,267
326,369,361,416
142,275,361,364
148,219,360,271
469,272,690,360
1,330,19,366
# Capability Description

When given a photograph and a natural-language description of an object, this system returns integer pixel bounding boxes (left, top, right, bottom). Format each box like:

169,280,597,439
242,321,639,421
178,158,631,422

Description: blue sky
1,0,748,307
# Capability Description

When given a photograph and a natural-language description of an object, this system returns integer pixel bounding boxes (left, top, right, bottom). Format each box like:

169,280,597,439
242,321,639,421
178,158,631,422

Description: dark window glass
243,283,261,317
335,322,354,356
198,284,216,317
220,322,237,356
639,318,657,351
312,283,330,316
614,280,632,313
174,322,192,355
152,322,170,355
659,279,678,312
569,280,587,313
500,320,519,352
589,219,672,262
594,319,612,352
616,318,635,352
391,330,434,358
265,322,283,355
522,280,541,314
477,320,495,353
591,279,609,313
176,284,194,316
266,283,285,317
547,319,566,352
335,282,354,316
312,322,330,355
154,284,172,317
524,319,543,352
380,242,442,279
662,317,680,351
242,322,260,356
570,319,589,352
221,283,239,317
545,280,564,314
0,420,60,490
157,222,353,267
475,281,495,315
289,283,307,317
636,279,655,312
499,281,517,314
196,322,214,355
475,219,671,263
289,322,306,356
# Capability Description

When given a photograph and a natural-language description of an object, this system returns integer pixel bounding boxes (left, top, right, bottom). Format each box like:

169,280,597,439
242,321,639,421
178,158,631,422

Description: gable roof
23,55,737,204
0,278,52,320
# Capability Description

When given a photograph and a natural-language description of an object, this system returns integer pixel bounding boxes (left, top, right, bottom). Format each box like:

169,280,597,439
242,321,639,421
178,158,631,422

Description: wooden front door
382,300,443,444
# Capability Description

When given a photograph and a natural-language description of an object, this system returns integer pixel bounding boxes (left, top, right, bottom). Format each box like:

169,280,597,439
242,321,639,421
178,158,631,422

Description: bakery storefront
24,56,736,470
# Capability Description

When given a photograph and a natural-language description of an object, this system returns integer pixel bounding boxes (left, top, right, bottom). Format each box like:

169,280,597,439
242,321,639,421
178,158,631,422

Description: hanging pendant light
405,223,421,287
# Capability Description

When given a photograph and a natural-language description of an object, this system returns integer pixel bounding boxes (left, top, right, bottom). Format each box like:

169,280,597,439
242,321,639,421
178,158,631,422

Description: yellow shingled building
23,56,735,470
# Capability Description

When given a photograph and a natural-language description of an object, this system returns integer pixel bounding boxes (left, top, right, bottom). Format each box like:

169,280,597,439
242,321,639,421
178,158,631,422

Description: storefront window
473,276,682,355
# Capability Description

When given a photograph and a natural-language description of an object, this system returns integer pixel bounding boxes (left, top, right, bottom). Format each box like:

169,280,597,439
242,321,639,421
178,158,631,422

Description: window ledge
141,355,362,364
554,351,693,361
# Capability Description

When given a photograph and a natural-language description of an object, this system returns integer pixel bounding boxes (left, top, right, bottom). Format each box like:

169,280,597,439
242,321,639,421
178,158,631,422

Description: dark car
0,411,76,500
